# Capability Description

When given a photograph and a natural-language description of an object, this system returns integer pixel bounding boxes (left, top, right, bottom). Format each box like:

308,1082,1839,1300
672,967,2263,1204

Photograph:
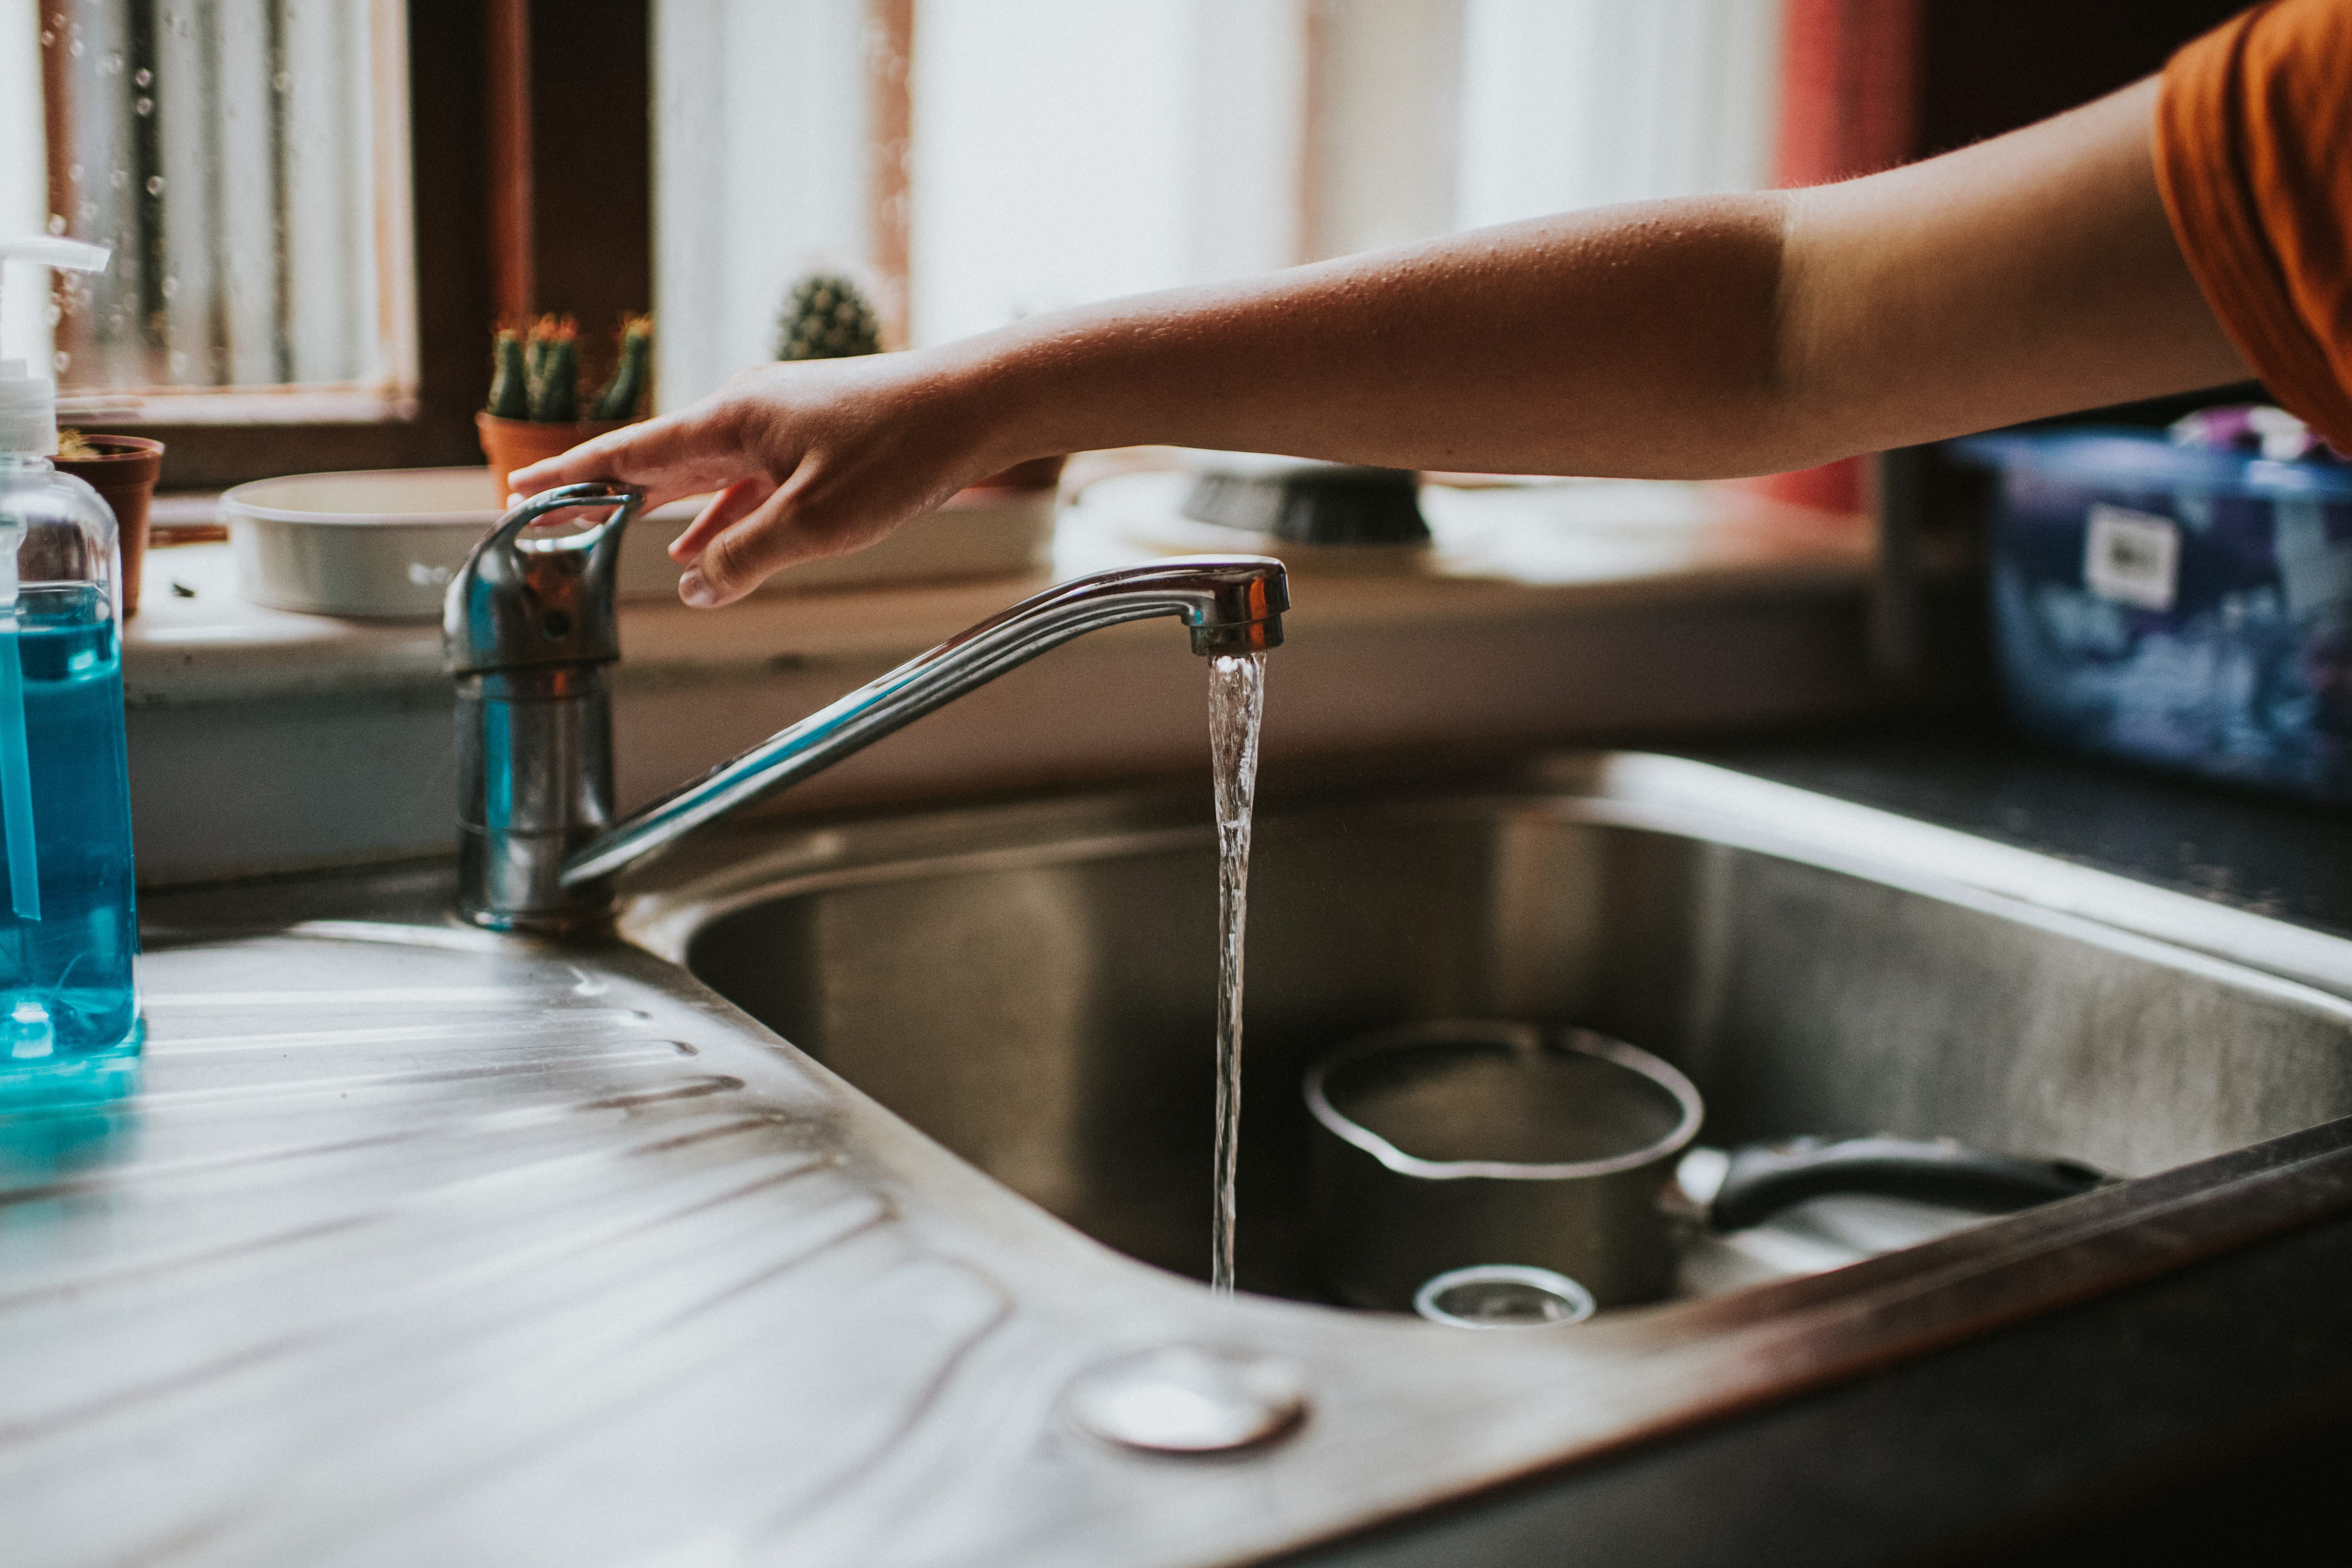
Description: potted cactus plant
777,275,1063,493
477,313,652,500
777,273,883,362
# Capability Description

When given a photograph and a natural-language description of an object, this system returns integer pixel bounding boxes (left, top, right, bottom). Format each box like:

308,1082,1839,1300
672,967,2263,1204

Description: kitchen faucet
444,481,1289,933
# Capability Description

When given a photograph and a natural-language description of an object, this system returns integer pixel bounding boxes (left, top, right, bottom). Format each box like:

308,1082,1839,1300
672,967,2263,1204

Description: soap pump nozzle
0,238,111,460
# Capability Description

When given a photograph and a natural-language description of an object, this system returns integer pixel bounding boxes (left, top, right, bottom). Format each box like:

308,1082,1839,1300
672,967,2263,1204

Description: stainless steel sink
650,751,2352,1310
21,753,2352,1568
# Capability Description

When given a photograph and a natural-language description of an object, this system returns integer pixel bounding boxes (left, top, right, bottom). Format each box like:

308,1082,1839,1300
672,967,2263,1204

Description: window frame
70,0,650,493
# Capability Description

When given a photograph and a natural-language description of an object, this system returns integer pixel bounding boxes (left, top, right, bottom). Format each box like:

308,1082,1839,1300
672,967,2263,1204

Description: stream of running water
1207,651,1266,1295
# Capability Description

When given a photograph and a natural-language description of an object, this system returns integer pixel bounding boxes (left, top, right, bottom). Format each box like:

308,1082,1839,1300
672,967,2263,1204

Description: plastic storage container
1958,426,2352,803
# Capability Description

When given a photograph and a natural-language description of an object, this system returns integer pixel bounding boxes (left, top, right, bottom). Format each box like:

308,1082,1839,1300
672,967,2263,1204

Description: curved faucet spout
556,555,1288,891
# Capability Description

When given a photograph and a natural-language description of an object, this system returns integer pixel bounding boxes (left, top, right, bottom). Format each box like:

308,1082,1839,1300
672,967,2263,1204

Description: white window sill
128,479,1869,708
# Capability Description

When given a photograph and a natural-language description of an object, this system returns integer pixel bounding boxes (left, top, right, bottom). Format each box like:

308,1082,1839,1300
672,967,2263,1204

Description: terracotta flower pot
54,434,163,617
477,412,636,505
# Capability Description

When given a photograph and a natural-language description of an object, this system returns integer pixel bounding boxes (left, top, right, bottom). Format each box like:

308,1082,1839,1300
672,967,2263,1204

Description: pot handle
1706,1135,2110,1234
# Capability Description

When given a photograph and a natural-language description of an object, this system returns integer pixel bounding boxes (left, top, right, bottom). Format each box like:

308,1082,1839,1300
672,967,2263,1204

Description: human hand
507,350,1003,607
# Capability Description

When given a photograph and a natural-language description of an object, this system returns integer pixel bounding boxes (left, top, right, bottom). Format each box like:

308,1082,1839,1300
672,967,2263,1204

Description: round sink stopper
1063,1343,1310,1453
1414,1264,1596,1329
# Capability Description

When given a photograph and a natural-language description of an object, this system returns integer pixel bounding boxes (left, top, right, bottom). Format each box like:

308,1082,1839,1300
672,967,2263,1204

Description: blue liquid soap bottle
0,238,140,1105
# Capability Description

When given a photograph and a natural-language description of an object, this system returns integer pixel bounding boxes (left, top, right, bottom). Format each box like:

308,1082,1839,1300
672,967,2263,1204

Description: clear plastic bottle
0,237,139,1105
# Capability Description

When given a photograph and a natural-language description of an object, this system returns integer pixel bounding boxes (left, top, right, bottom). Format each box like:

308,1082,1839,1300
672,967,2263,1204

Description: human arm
515,76,2248,608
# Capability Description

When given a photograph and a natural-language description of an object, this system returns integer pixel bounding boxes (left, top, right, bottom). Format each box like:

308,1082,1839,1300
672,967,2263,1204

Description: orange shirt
2156,0,2352,450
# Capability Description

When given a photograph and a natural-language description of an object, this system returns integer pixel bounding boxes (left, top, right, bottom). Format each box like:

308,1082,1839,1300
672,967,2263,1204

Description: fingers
667,478,771,564
678,486,803,608
679,479,891,609
525,354,984,608
505,405,760,510
502,425,644,501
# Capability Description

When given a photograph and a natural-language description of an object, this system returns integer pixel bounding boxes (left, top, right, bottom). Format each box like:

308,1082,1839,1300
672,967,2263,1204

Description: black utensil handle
1708,1135,2109,1233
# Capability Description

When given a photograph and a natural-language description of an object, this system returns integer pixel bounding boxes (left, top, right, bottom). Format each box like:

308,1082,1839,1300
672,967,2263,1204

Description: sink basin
663,752,2352,1309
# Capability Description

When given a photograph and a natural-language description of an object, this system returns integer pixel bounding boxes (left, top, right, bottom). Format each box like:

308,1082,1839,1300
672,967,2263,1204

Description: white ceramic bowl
222,467,1057,621
223,468,510,621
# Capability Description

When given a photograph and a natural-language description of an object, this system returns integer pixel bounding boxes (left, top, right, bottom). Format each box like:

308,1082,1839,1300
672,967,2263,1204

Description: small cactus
488,313,653,422
526,316,580,423
592,313,654,421
778,273,882,361
486,328,531,419
522,324,550,403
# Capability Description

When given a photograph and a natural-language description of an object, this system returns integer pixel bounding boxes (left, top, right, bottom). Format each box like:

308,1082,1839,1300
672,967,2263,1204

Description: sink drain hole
1414,1264,1596,1329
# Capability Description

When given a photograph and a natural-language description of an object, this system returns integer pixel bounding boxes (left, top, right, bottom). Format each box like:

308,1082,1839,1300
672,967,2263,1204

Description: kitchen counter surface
1693,715,2352,940
8,727,2351,1567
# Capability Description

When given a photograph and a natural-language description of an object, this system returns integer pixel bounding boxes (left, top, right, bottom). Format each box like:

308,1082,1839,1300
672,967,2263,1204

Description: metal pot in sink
1305,1020,2110,1320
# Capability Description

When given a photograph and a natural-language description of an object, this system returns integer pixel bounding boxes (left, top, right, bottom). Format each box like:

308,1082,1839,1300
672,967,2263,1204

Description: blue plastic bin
1955,427,2352,803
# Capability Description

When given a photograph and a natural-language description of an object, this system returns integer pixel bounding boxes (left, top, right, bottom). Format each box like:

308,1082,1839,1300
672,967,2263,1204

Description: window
0,1,1808,484
1,2,559,489
0,2,1884,487
1455,0,1782,226
4,0,415,423
652,0,879,414
652,0,1787,407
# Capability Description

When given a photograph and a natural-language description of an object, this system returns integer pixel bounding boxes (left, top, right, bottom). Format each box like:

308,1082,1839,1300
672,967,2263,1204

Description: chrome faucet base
453,669,620,934
455,834,616,934
447,483,1289,932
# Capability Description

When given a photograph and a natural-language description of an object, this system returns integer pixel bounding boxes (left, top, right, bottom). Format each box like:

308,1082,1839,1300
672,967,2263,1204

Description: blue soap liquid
0,584,139,1105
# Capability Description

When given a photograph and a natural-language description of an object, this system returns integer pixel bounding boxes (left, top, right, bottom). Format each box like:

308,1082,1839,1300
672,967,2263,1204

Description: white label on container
2083,503,2179,611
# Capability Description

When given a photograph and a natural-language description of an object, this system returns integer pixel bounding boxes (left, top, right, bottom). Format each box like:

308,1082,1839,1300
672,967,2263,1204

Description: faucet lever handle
485,480,641,550
444,482,642,678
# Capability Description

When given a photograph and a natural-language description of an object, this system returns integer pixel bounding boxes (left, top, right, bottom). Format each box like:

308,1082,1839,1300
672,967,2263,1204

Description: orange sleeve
2155,0,2352,451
